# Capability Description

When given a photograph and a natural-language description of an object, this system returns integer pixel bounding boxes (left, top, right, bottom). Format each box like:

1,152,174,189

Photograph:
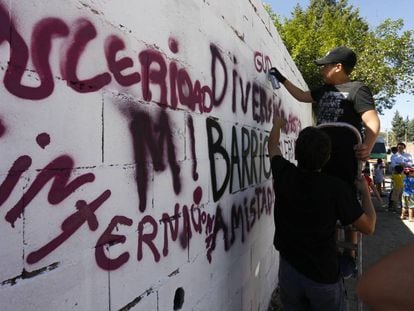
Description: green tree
266,0,414,114
407,118,414,143
391,111,406,143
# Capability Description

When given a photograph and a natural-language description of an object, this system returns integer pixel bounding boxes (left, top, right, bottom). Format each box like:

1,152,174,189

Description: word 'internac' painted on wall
0,1,311,310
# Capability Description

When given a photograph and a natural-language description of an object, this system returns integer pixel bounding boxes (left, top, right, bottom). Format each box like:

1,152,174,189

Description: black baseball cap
314,46,357,68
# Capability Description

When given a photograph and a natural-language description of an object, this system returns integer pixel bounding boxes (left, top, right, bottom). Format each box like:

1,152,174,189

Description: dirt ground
267,179,414,311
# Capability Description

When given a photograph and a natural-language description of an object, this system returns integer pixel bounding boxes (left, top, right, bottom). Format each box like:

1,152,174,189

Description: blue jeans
279,257,347,311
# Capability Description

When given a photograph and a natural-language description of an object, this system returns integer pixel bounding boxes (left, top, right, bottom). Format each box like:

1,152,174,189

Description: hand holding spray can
268,70,280,89
268,67,286,90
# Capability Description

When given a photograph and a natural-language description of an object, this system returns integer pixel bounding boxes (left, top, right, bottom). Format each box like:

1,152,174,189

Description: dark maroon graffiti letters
27,190,111,264
139,49,168,106
0,3,303,270
0,3,297,128
62,19,112,92
254,51,272,73
137,215,161,262
0,131,111,263
105,35,141,87
210,44,228,108
92,185,272,270
0,6,68,100
5,155,96,227
95,216,132,271
232,69,251,114
161,204,181,257
206,205,229,262
30,18,69,98
129,109,181,212
95,215,133,271
0,156,32,207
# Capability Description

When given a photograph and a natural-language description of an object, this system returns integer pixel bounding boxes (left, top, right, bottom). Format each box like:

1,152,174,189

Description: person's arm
357,242,414,311
282,80,314,103
390,154,398,168
355,109,380,161
268,117,287,159
369,181,383,204
406,153,413,167
352,175,376,235
269,68,313,103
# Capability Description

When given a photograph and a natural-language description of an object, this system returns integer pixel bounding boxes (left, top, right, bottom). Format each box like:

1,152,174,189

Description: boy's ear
336,63,344,72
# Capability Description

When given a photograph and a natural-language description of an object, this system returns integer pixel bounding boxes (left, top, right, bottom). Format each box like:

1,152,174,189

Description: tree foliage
407,118,414,142
391,111,407,143
266,0,414,114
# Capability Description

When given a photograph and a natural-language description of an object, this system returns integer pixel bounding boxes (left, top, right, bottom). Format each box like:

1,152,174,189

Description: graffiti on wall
0,2,301,273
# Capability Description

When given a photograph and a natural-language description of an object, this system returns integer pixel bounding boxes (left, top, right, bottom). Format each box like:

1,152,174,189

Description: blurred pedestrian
373,158,385,196
401,168,414,221
390,165,404,212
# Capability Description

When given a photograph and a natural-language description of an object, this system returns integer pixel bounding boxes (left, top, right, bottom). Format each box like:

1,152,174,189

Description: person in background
387,146,399,209
401,167,414,221
363,168,383,206
388,146,398,173
390,142,413,169
390,165,404,212
268,116,376,310
373,158,385,196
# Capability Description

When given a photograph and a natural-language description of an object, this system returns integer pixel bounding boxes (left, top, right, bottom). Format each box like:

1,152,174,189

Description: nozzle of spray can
268,70,280,90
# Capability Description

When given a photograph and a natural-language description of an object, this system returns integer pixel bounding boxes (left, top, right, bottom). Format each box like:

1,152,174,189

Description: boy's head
397,142,406,153
315,46,357,76
295,127,331,171
391,146,398,154
404,167,414,177
377,158,383,164
362,168,370,175
394,165,404,174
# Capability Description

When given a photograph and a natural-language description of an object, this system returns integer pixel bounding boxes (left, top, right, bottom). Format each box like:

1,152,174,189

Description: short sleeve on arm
353,84,375,113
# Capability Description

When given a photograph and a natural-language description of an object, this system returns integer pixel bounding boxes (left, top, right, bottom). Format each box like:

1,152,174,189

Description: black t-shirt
271,155,363,284
311,81,375,135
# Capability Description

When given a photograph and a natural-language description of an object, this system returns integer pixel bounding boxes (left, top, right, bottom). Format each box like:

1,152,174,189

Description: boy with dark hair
268,116,376,310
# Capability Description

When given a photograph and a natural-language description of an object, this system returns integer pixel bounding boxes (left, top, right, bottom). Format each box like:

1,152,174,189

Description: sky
263,0,414,131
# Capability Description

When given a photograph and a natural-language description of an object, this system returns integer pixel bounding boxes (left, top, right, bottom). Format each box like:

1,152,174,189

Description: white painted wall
0,0,312,310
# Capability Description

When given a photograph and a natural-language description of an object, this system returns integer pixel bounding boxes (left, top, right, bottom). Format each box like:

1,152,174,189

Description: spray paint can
268,71,280,90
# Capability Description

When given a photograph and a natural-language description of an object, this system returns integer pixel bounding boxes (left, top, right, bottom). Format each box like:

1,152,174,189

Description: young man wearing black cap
269,46,380,162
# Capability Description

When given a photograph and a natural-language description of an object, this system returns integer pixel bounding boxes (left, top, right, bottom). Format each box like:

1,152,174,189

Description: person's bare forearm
269,67,313,103
357,242,414,310
282,80,313,103
355,110,380,161
360,186,376,232
362,110,380,151
354,178,377,234
268,117,286,158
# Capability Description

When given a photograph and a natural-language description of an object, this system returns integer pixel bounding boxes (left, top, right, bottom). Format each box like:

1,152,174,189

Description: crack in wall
1,262,59,287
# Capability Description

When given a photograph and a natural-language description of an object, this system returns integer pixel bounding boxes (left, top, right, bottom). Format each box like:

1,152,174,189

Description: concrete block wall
0,0,312,310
